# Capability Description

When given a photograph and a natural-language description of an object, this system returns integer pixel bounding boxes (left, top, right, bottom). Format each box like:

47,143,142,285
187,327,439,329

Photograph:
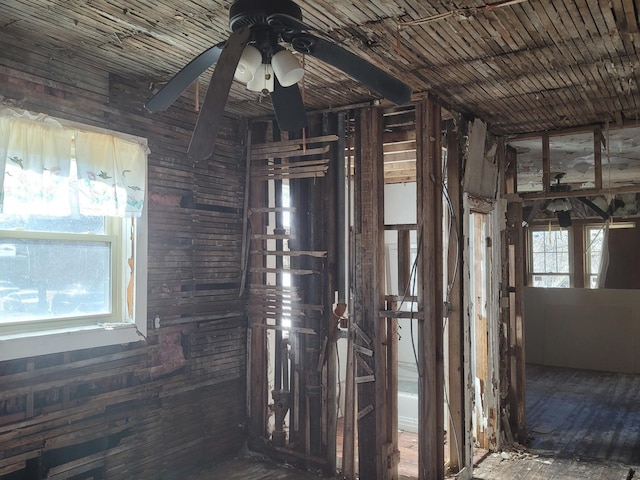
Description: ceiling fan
524,173,610,227
145,0,412,161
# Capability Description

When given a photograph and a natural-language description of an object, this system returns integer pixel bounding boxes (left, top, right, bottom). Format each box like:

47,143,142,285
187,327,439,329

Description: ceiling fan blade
270,79,308,132
145,42,225,112
188,27,251,161
577,197,610,220
267,12,313,33
557,210,572,227
524,199,549,226
288,33,412,106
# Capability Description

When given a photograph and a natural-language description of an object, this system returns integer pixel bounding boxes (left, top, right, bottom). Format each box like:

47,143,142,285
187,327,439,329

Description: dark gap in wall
180,283,240,292
2,430,131,480
180,194,241,214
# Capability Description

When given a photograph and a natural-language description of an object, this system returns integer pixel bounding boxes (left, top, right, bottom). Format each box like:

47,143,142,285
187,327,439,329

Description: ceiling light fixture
234,45,262,83
234,45,304,94
547,198,572,212
271,49,304,87
247,63,275,94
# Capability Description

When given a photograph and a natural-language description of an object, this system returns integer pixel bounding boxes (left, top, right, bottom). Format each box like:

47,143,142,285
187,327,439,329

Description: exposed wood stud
415,96,445,480
445,119,468,474
505,145,527,443
353,106,391,479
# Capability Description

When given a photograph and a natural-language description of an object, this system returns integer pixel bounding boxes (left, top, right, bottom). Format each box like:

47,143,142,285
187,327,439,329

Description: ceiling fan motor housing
229,0,303,31
550,183,571,193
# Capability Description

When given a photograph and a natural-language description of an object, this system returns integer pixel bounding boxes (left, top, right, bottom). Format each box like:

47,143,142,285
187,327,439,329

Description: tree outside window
529,228,571,288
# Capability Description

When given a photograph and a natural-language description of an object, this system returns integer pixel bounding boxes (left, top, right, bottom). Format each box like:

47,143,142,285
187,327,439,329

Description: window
585,225,605,288
0,109,148,361
528,227,571,287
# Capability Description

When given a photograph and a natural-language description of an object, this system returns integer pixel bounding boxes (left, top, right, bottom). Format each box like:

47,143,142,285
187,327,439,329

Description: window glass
0,236,111,322
529,228,570,288
585,226,605,288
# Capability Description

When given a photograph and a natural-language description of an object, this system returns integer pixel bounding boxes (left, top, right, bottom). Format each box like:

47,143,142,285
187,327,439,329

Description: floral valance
0,108,148,218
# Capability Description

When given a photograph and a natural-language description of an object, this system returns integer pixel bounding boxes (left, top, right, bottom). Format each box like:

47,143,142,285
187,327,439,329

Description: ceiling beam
519,184,640,200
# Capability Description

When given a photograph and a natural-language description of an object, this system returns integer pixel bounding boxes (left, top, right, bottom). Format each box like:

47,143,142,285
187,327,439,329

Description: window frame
527,226,573,288
0,208,147,361
584,224,605,289
0,117,148,361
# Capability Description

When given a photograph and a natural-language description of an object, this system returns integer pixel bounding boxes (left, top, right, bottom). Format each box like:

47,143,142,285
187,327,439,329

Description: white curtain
0,111,72,216
0,108,147,218
597,222,610,288
75,130,147,217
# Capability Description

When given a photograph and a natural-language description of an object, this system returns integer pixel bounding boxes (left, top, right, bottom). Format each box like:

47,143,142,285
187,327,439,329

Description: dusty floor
186,454,327,480
188,364,640,479
473,452,636,480
474,364,640,480
525,364,640,464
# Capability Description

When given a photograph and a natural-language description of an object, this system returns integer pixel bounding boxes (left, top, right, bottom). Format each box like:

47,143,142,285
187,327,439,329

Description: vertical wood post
323,113,338,475
445,119,467,473
504,146,527,443
248,122,268,441
353,106,387,480
415,97,444,480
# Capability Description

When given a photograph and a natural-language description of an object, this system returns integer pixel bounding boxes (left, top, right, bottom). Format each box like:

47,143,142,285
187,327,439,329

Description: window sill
0,323,145,361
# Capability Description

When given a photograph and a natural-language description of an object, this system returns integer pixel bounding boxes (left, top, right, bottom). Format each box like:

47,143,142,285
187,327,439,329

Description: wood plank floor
525,364,640,464
335,417,420,479
186,365,640,479
185,453,328,480
474,364,640,480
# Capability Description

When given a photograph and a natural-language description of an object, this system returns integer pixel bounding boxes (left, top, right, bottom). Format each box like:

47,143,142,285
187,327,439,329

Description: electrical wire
441,134,463,470
403,154,465,474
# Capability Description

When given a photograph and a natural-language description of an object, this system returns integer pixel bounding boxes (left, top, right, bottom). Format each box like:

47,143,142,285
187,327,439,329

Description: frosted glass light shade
234,45,262,83
247,63,275,93
547,198,572,212
272,50,304,87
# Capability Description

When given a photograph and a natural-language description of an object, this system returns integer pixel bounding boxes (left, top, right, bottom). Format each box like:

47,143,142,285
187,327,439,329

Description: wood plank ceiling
1,1,638,137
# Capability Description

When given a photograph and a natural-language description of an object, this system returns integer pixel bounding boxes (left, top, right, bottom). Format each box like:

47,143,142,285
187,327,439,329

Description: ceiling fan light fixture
271,49,304,87
247,63,275,93
234,44,262,83
547,198,572,212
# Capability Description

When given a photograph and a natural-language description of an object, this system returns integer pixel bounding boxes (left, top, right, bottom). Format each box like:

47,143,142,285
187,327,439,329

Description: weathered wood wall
0,38,248,479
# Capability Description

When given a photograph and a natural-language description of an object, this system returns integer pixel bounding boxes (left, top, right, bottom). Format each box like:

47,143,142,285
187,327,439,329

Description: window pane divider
0,230,116,243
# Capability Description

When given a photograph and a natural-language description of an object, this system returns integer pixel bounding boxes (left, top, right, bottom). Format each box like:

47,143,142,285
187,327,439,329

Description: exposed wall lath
245,119,340,474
